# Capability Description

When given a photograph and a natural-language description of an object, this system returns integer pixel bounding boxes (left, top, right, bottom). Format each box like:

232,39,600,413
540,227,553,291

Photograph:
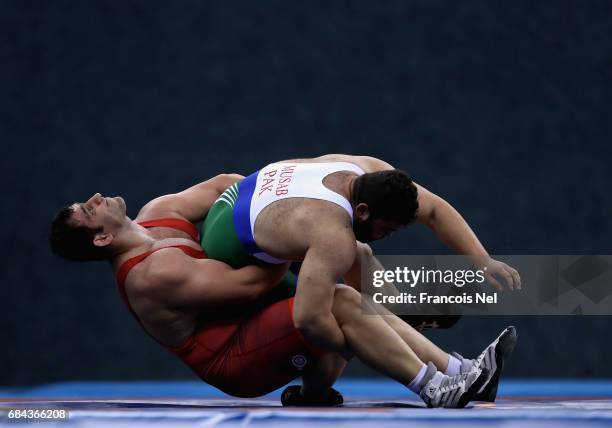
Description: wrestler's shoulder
135,248,207,288
300,154,393,171
291,198,352,227
134,197,181,220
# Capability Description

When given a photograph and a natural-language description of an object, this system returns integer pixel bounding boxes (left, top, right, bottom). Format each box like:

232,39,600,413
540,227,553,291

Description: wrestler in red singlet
115,218,323,397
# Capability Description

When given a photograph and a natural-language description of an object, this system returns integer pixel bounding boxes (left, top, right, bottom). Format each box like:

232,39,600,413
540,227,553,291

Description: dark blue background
1,0,611,385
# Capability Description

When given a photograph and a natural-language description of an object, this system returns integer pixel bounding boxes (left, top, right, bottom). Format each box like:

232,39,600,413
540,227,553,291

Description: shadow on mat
343,401,424,408
1,399,425,410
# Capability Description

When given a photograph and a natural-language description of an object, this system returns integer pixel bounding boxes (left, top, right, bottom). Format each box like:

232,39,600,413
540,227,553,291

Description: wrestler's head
351,169,418,242
49,193,128,261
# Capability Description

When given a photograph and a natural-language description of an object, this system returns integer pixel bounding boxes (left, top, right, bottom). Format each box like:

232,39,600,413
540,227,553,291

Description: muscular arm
343,242,400,298
292,213,357,352
414,183,520,289
414,183,489,258
310,155,488,256
138,173,243,223
145,249,290,308
285,153,517,288
303,154,488,256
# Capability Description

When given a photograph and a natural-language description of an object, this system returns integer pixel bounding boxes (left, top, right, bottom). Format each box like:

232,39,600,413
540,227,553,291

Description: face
70,193,127,234
353,217,403,243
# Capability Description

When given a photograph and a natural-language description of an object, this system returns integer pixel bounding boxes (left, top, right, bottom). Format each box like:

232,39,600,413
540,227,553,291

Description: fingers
501,264,522,290
485,261,522,291
499,267,514,290
510,267,522,290
485,272,503,291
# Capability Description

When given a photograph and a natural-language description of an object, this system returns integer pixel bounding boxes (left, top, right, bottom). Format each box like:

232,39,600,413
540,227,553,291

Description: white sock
407,363,428,394
445,354,461,376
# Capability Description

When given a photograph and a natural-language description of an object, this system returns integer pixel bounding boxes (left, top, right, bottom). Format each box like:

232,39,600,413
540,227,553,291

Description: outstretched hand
480,258,521,291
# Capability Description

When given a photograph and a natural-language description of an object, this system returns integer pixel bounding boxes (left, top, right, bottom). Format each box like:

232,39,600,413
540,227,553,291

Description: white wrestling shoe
452,325,518,402
419,362,489,408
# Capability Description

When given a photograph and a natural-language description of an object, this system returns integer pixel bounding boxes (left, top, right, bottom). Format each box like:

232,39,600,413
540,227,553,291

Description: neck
345,176,357,207
109,220,155,259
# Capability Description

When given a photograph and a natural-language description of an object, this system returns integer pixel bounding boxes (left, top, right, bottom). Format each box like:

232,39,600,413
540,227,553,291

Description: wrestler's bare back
112,206,203,347
107,173,288,349
253,154,388,261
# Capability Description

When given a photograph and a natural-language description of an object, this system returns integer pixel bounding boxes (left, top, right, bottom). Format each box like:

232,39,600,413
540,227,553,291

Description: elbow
292,312,314,333
219,173,244,183
293,311,334,344
426,208,437,227
244,283,266,302
213,173,243,193
356,242,373,259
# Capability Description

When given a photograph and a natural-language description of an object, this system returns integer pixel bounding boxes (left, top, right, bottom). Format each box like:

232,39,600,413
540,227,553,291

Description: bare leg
345,243,451,371
311,285,489,409
328,285,424,384
364,298,451,371
343,242,399,297
291,244,453,392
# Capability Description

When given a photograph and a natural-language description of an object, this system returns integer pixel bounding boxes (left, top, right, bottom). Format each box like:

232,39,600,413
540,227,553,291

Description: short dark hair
49,205,108,261
352,169,418,224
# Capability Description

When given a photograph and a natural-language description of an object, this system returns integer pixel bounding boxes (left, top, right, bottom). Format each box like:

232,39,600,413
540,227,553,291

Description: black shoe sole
281,385,344,407
455,367,490,408
474,326,518,402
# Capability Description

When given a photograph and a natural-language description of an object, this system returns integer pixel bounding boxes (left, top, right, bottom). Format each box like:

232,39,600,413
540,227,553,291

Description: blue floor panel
1,380,612,427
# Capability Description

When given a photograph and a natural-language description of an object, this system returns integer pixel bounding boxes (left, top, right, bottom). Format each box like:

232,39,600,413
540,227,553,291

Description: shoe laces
438,371,471,393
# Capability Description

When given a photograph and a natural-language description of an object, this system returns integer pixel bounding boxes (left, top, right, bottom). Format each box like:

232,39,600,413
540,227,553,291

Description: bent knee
356,242,373,259
293,310,329,333
334,284,361,302
331,285,362,317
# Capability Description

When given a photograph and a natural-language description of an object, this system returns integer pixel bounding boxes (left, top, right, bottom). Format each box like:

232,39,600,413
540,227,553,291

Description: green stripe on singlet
200,181,298,299
216,182,238,208
200,183,252,268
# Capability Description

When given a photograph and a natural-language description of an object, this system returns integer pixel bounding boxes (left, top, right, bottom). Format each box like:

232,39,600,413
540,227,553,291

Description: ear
354,203,370,221
93,232,114,248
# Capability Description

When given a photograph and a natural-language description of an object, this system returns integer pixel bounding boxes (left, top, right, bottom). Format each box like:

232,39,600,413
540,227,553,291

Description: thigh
205,298,325,398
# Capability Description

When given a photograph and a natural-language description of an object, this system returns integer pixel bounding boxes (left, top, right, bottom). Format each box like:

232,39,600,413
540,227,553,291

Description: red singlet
115,218,321,397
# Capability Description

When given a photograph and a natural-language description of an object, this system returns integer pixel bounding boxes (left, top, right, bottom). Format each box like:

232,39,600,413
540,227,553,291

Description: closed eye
79,204,93,219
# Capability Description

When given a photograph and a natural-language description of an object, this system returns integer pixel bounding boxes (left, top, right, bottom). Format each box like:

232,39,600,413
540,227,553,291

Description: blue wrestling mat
2,379,612,427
